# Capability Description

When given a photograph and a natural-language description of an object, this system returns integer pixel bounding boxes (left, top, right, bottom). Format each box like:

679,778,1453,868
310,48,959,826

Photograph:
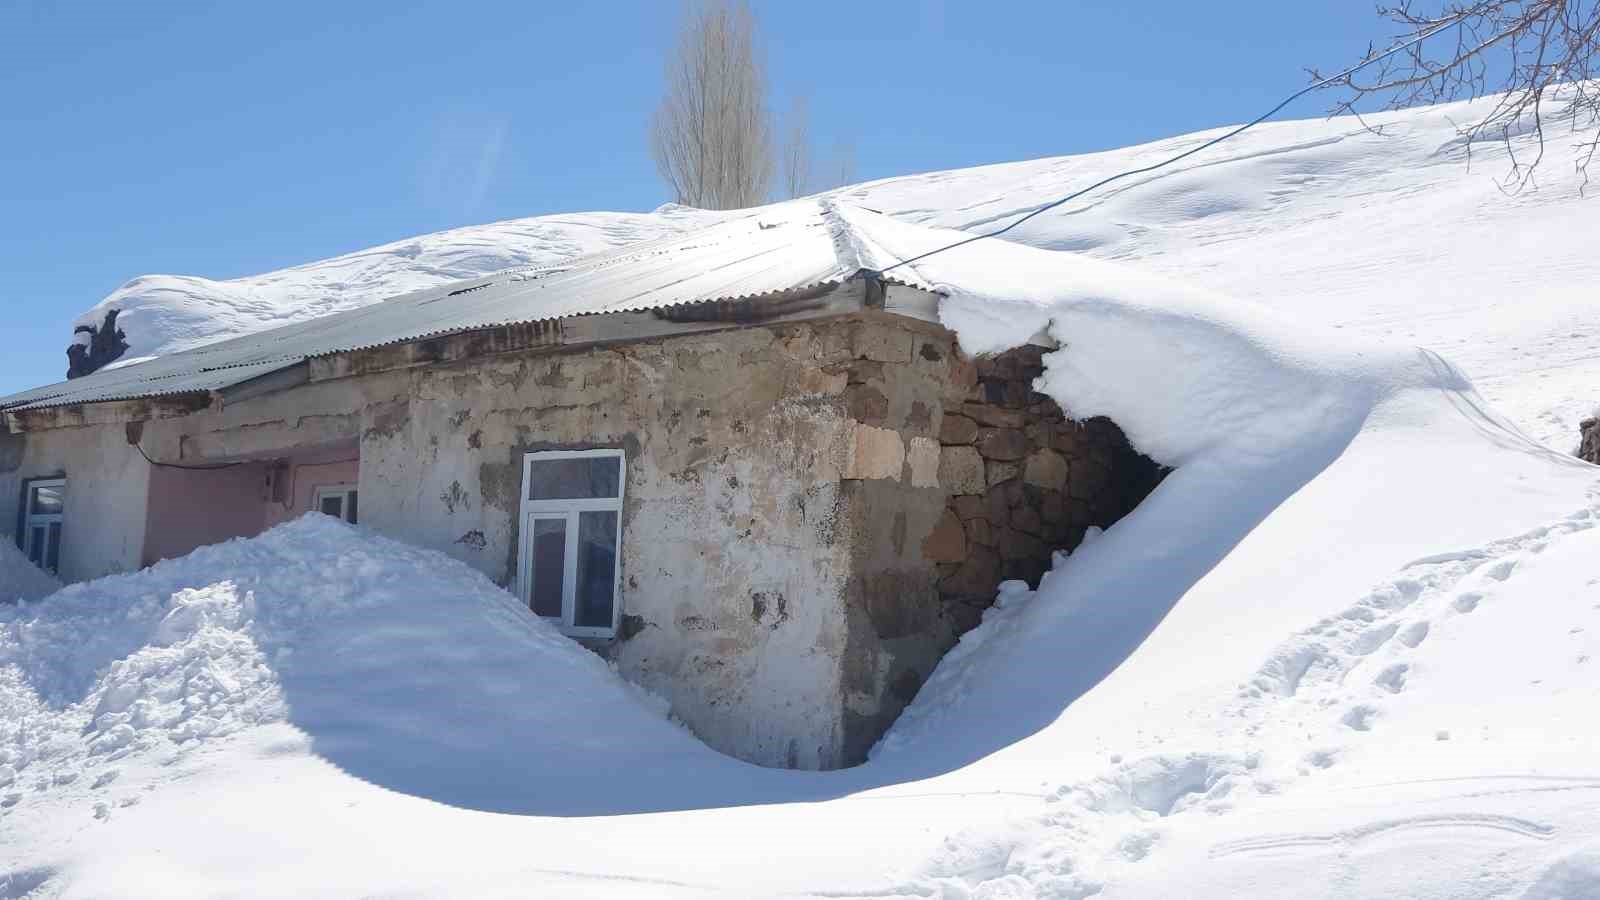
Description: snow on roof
0,200,935,414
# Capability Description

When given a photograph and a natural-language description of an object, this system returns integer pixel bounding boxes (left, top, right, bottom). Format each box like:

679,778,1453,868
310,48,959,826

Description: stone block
1068,457,1110,500
907,437,940,488
794,367,848,396
964,517,994,546
961,403,1028,429
939,414,978,445
921,509,967,563
984,485,1011,526
952,494,987,520
845,423,905,481
1023,448,1069,491
997,528,1045,561
1002,380,1030,408
976,428,1028,461
852,322,914,363
1581,417,1600,464
1039,490,1066,524
943,356,980,406
845,384,890,426
938,545,1000,596
986,459,1021,486
846,360,886,384
937,446,985,494
1011,504,1043,536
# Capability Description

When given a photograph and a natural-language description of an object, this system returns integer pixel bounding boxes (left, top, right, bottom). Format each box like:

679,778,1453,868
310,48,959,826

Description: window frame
517,449,625,638
313,483,359,524
20,477,66,576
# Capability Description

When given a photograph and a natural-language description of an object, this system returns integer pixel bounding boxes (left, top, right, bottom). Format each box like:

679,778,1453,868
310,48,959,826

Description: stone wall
932,345,1165,633
822,323,1164,762
1579,415,1600,465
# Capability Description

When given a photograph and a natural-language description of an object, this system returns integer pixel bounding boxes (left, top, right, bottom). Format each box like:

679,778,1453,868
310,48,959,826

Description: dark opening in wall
66,310,130,380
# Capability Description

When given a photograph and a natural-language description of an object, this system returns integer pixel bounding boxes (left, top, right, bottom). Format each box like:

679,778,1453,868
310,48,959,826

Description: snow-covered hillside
75,92,1599,453
8,201,1599,897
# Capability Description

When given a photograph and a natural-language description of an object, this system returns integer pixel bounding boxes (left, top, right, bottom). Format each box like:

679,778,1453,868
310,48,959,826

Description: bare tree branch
649,0,774,210
781,95,812,199
1314,1,1600,190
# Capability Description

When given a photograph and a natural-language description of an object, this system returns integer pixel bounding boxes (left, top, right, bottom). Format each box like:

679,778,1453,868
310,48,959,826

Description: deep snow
8,92,1599,897
0,539,59,605
73,92,1600,454
8,202,1600,896
73,204,728,367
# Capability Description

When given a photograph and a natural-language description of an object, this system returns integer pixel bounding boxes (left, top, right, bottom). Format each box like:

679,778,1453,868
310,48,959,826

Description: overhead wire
134,441,245,472
877,20,1458,275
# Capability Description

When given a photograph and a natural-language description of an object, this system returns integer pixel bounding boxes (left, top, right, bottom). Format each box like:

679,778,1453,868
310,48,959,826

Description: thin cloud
418,111,509,218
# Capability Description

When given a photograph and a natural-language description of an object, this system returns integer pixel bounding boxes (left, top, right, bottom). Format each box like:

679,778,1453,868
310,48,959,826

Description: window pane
346,491,359,524
28,526,45,565
574,510,618,629
529,517,567,619
46,523,61,573
320,495,344,518
30,484,64,515
526,456,620,501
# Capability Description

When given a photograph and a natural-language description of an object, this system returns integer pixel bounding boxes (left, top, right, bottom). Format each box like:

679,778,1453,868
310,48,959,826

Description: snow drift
7,204,1599,897
0,516,842,822
9,93,1600,897
0,539,60,605
70,92,1600,452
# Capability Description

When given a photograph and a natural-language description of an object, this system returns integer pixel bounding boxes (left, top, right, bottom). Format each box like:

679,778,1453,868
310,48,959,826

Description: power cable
134,441,245,472
878,20,1456,275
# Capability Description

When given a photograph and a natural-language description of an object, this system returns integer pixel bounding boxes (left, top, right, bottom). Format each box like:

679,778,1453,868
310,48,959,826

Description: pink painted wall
263,456,359,529
142,462,272,567
142,446,359,566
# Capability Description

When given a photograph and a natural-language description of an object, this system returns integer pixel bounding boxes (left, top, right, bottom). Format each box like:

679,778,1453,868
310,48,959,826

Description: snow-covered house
0,201,1159,768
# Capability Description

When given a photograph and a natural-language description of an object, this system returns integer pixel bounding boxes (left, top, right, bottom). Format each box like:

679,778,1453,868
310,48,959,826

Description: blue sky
0,1,1392,394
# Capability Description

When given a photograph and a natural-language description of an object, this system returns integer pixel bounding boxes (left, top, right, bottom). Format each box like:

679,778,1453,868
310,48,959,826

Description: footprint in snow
1453,592,1483,613
1349,623,1399,656
1342,705,1378,732
1374,664,1410,694
1482,559,1518,582
1397,621,1430,647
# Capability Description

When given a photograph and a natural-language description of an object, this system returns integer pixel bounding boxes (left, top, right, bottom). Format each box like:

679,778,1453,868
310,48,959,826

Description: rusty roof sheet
1,200,937,413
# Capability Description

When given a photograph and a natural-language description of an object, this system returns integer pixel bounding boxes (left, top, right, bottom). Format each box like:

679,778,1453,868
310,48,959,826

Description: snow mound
831,207,1600,897
0,539,59,605
0,516,721,820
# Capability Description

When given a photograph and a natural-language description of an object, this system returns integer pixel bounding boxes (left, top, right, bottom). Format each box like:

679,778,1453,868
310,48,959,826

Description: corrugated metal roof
1,200,937,413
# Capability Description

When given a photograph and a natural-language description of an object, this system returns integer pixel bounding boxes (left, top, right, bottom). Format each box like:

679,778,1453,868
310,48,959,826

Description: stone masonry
931,345,1165,634
824,320,1164,762
1579,415,1600,465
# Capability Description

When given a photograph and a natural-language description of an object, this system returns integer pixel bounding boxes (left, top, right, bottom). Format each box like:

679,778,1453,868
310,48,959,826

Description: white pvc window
22,478,66,575
314,484,359,524
517,449,624,638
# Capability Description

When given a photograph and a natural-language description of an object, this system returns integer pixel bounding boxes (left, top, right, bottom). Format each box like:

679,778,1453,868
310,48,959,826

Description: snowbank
0,538,59,605
0,516,777,823
840,208,1600,896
